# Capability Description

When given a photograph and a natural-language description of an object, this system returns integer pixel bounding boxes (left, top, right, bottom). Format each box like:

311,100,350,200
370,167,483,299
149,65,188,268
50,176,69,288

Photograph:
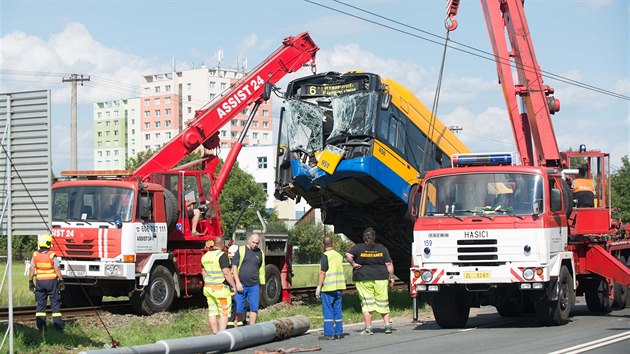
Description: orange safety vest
32,250,57,281
573,178,594,193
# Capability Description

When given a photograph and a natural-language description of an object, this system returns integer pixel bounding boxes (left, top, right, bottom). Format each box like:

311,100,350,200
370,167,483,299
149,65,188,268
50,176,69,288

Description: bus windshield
284,91,377,153
52,186,135,222
422,173,544,216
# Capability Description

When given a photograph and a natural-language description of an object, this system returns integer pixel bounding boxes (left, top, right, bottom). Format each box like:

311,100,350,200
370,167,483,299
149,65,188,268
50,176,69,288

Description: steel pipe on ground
79,315,310,354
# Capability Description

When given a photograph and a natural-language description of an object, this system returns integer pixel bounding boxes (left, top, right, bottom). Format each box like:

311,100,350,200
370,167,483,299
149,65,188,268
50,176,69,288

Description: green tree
611,155,630,222
288,218,354,264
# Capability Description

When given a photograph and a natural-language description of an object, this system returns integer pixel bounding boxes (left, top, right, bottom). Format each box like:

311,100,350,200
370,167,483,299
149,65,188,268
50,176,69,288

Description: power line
305,0,629,101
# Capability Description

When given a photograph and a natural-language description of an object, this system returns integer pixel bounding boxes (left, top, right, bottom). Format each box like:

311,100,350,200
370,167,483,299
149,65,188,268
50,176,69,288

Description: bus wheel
131,265,175,315
260,264,282,308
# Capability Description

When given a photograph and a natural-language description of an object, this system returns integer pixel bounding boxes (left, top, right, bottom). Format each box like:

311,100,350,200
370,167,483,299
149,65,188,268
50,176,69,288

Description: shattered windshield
328,91,377,143
422,173,544,217
285,100,324,153
52,186,135,222
284,91,378,153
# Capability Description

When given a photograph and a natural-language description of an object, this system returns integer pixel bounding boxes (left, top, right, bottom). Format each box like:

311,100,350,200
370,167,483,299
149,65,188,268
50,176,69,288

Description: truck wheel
164,189,178,230
131,265,175,315
584,278,612,313
612,256,628,309
61,285,103,308
535,265,574,326
260,264,282,308
432,287,470,328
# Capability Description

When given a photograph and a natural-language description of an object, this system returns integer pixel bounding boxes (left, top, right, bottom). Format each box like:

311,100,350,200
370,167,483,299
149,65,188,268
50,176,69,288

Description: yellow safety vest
33,250,57,281
201,249,225,285
321,250,346,292
236,245,266,285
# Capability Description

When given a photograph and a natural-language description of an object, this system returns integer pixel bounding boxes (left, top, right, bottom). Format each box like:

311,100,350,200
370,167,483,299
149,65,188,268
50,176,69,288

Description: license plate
464,272,491,279
69,270,87,277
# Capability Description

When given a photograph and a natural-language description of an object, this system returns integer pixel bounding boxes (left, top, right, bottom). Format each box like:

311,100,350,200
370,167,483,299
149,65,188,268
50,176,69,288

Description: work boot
384,324,392,334
36,317,46,332
359,327,373,335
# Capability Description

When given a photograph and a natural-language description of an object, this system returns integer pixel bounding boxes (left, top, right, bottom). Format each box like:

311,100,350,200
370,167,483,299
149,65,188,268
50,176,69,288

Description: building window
220,82,227,89
241,120,247,126
144,122,150,129
221,130,226,137
253,121,258,128
262,110,269,116
187,95,191,102
105,131,110,137
165,120,171,127
165,97,171,104
114,110,119,117
114,130,119,136
165,108,171,115
231,132,237,138
263,121,268,128
114,120,119,126
209,81,216,88
131,129,135,134
187,83,192,91
252,132,258,139
144,99,150,106
131,119,135,125
106,141,111,147
155,98,160,105
155,86,161,93
105,121,110,127
155,133,161,139
97,112,102,118
145,134,150,140
187,107,192,114
242,108,249,115
257,156,268,169
97,141,102,147
263,133,269,141
114,150,119,155
166,132,172,139
96,121,102,128
155,109,161,117
155,121,161,128
231,119,237,126
114,140,119,146
209,93,216,100
97,151,102,157
221,142,227,148
144,110,150,118
165,84,171,92
261,182,268,193
97,132,102,137
106,150,111,157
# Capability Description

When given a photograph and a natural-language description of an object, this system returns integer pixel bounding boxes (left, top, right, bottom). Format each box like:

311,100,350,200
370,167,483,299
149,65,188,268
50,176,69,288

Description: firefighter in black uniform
29,234,64,331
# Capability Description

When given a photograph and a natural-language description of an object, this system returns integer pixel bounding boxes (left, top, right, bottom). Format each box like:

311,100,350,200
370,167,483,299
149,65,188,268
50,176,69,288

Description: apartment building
93,98,138,170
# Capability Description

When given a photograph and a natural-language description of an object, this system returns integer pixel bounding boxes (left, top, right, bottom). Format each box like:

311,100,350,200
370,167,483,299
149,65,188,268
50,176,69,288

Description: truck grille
455,239,502,266
61,239,96,257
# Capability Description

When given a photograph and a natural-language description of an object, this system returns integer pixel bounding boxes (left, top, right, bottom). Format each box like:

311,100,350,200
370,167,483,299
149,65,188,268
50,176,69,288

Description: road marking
547,330,630,354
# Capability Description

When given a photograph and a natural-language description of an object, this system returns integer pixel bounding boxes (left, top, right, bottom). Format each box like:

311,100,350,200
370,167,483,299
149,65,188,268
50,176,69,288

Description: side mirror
550,188,562,212
138,195,151,220
262,82,273,102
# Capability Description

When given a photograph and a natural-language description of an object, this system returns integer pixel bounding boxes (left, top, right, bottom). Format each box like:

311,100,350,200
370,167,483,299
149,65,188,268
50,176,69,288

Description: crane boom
479,0,561,167
133,32,318,180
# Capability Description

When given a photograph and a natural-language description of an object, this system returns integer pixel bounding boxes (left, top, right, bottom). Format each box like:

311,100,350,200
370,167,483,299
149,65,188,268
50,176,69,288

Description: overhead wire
305,0,629,101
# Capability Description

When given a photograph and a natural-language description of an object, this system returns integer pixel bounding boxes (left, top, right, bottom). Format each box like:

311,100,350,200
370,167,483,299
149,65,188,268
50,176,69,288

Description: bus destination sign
302,81,363,97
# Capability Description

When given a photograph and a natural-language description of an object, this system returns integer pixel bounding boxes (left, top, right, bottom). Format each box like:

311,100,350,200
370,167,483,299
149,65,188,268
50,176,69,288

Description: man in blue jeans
231,233,265,325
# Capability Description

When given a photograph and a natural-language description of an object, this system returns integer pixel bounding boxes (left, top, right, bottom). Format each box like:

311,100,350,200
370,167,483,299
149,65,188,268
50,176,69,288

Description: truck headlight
105,265,121,275
421,270,433,282
523,268,535,280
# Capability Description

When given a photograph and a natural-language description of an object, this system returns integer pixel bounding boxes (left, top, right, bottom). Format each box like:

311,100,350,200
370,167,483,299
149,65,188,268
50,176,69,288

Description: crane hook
445,0,460,31
445,15,458,31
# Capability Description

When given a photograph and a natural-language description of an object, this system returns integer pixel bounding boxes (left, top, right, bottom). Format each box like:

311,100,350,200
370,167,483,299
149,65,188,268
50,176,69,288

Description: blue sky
1,0,628,174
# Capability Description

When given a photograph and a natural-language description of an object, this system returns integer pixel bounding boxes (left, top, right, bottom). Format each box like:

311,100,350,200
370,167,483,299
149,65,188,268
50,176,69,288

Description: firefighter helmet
38,234,53,249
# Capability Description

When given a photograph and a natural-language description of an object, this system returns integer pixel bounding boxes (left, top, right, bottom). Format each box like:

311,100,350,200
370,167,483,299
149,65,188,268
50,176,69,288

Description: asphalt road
238,297,630,354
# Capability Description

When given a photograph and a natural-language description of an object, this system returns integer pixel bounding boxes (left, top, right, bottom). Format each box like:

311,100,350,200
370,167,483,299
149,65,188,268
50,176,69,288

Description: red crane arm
479,0,561,167
133,32,319,180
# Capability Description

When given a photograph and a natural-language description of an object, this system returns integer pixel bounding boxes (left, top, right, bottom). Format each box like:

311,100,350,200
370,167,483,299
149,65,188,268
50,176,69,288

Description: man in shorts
201,237,236,333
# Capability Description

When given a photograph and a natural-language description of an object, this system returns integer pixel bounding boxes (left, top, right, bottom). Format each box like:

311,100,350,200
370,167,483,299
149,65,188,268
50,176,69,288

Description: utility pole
62,74,90,170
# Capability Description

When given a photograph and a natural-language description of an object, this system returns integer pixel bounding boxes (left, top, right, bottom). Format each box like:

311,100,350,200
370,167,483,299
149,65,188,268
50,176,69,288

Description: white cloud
239,34,258,54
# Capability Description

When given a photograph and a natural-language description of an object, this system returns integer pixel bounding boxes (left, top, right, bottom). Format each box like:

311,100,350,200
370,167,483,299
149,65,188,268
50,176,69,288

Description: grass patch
292,264,353,287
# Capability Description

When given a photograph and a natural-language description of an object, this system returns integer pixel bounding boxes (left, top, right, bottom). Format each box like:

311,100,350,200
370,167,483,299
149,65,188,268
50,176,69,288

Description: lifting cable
0,141,120,348
420,2,459,174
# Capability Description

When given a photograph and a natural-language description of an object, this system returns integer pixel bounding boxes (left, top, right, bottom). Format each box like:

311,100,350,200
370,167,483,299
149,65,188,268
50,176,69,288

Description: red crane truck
50,33,318,314
409,0,630,327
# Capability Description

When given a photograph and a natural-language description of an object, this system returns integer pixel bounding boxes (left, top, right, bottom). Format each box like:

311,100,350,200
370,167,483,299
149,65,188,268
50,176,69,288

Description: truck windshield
52,186,135,222
284,91,377,153
422,173,544,216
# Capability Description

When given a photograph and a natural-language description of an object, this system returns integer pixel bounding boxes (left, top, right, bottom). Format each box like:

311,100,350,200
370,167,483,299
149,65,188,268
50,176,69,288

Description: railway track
0,281,408,321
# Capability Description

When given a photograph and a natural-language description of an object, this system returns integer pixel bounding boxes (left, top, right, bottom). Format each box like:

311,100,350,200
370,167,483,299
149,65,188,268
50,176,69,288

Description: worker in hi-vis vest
201,237,236,334
29,234,64,332
231,233,265,325
316,235,346,340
